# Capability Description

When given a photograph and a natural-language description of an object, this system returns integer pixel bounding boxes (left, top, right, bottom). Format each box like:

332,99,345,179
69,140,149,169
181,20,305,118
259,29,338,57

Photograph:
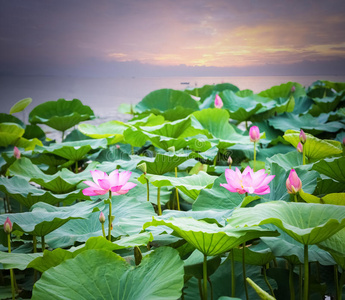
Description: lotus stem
335,265,339,300
157,187,162,215
108,191,112,241
41,235,45,252
75,161,78,173
231,249,235,297
299,264,303,300
253,141,257,171
338,269,345,300
175,167,180,211
289,263,295,300
203,254,208,300
101,223,106,238
303,244,309,300
7,234,15,300
33,235,38,282
302,151,306,165
207,277,213,300
131,145,134,155
62,130,65,141
263,264,275,297
198,279,203,300
242,243,249,300
146,177,150,202
294,194,298,203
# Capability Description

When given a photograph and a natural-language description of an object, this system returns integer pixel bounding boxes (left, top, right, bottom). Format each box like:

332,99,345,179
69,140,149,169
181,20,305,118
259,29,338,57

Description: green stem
299,264,303,300
303,245,309,300
131,145,134,155
146,178,150,202
157,187,162,215
289,263,295,300
338,270,345,300
253,142,257,171
41,236,45,252
75,161,78,174
175,167,180,211
7,234,15,300
198,279,203,300
294,194,298,202
101,223,106,238
33,235,37,282
302,151,306,165
245,120,248,130
108,191,112,241
231,249,235,297
335,265,339,300
242,243,249,300
213,155,217,167
203,254,208,300
263,264,275,297
62,131,65,141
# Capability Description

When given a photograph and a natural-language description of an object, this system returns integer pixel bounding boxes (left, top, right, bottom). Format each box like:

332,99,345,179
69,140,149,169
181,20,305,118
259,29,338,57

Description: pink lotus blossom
13,146,20,159
214,94,223,109
286,169,302,194
3,217,12,234
220,166,275,195
82,169,137,196
249,126,260,142
299,129,306,144
297,142,303,153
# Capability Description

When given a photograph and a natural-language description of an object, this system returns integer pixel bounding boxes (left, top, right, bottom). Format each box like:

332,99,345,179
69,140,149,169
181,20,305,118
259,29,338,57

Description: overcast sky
1,0,345,76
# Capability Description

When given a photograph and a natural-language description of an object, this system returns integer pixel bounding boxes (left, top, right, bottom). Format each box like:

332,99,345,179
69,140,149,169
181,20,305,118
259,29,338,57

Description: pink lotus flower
13,146,20,159
286,169,302,194
297,142,303,153
82,170,137,196
220,166,275,195
299,129,306,144
214,94,223,109
249,126,260,142
3,217,12,234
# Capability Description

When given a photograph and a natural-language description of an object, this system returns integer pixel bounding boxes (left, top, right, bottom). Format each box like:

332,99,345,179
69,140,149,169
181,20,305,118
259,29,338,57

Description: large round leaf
185,83,239,102
0,122,25,147
32,247,184,300
312,156,345,183
9,97,32,114
144,217,278,256
29,98,95,132
258,82,306,100
135,89,199,121
228,201,345,245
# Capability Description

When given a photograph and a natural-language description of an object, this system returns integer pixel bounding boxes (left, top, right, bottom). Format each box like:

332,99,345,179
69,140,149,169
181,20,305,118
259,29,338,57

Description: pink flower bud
99,212,106,223
116,145,120,149
214,94,223,109
227,156,233,165
291,86,296,93
286,169,302,194
13,146,21,159
249,126,260,142
299,129,307,144
342,137,345,145
3,217,12,234
297,142,303,153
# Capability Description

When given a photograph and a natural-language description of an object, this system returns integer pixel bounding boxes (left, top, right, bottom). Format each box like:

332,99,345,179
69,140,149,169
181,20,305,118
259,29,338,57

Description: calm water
2,75,345,121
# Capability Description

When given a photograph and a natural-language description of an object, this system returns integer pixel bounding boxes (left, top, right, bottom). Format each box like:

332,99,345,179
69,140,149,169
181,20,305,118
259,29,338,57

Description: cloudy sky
1,0,345,76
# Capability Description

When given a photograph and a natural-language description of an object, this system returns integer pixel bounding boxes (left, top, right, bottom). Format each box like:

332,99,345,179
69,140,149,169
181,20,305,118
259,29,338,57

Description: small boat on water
180,82,190,85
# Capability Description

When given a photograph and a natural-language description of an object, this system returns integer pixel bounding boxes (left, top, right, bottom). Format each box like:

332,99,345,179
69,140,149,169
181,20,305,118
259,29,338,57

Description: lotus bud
286,169,302,194
343,137,345,145
13,146,20,159
116,145,120,149
3,217,12,234
214,94,223,109
249,126,260,143
299,129,307,144
297,142,303,153
99,212,106,224
227,156,233,167
291,86,296,93
137,162,147,174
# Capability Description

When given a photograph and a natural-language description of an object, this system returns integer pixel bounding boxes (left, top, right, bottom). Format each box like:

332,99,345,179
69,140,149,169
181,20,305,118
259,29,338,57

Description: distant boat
180,82,190,85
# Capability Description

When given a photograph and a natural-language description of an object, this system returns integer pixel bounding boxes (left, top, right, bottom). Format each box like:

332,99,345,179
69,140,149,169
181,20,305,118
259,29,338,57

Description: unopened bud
249,126,260,143
299,129,307,144
227,156,233,166
4,217,12,234
116,145,120,149
291,86,296,93
14,146,21,159
214,94,223,109
297,142,303,153
99,212,105,224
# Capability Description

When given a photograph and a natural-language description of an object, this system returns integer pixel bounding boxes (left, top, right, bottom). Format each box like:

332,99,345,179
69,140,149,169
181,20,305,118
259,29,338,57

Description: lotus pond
0,80,345,300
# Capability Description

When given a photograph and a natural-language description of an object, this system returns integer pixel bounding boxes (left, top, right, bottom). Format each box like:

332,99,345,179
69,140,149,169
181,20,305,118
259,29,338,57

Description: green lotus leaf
312,156,345,183
0,252,43,270
318,80,345,91
308,90,345,117
33,139,107,161
29,98,95,132
300,189,345,205
0,177,86,208
318,228,345,269
261,226,335,265
228,201,345,245
185,83,239,102
252,120,285,145
78,121,127,144
219,90,276,122
32,247,184,300
258,82,306,100
0,200,101,237
266,151,303,170
27,233,153,272
283,130,343,160
135,88,199,121
127,113,165,127
192,109,248,148
143,217,278,256
8,157,89,193
269,113,344,134
0,113,24,127
22,124,46,140
0,122,25,147
193,173,246,211
314,178,345,196
232,241,275,266
46,196,154,248
9,97,32,114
